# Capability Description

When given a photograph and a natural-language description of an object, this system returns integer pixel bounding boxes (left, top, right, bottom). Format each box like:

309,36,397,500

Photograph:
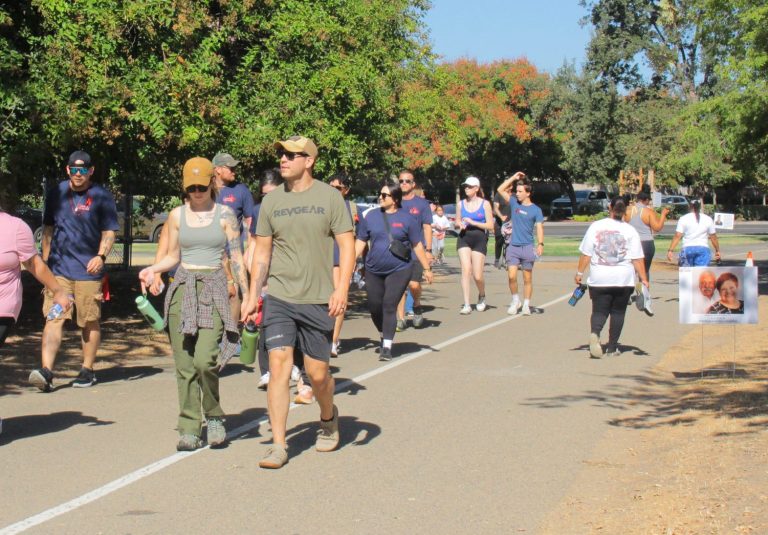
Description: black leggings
589,286,633,350
640,240,655,280
0,317,14,347
365,268,412,340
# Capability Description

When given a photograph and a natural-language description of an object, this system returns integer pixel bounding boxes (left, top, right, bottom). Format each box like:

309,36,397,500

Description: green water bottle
240,322,259,365
135,295,164,331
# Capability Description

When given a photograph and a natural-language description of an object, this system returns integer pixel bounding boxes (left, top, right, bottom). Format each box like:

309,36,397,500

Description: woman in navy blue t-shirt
355,180,433,361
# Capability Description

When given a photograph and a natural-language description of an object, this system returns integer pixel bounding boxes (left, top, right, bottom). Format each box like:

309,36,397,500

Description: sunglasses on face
379,192,392,199
70,167,90,175
185,184,210,194
463,185,477,189
398,179,414,185
278,150,308,161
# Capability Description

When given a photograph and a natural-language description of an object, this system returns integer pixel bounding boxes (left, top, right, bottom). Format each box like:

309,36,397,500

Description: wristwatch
98,254,106,262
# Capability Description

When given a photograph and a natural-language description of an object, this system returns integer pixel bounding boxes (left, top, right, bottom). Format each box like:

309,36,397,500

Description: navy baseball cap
68,150,92,167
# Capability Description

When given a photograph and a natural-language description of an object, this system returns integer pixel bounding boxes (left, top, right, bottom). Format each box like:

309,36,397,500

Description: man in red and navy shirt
213,152,254,238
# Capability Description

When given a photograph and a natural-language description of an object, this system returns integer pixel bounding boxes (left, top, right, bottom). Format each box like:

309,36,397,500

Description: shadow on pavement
281,416,382,459
96,365,165,384
0,411,115,445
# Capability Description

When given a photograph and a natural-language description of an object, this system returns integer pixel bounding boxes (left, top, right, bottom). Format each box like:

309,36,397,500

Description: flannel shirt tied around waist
162,265,239,367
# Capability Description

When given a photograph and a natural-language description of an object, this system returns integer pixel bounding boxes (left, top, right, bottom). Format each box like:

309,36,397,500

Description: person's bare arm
666,231,683,262
242,235,273,322
23,255,72,311
354,238,367,259
644,206,669,232
85,230,115,274
221,206,249,298
574,254,591,286
709,233,721,261
535,222,544,258
496,171,525,203
329,231,355,317
139,208,182,291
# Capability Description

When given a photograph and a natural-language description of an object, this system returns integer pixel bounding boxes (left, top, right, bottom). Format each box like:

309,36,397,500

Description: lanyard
69,189,92,215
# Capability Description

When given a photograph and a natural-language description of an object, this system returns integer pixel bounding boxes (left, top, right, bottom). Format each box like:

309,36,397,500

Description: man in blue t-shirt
496,173,544,316
213,152,254,323
397,170,433,328
29,150,119,392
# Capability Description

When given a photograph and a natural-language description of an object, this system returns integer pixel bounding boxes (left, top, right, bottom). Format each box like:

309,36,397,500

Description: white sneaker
459,304,472,315
257,372,270,389
290,365,301,383
521,303,531,316
507,301,521,315
476,296,487,312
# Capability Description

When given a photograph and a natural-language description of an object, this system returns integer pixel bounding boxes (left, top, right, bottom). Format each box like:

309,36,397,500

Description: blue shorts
506,244,536,270
680,246,711,267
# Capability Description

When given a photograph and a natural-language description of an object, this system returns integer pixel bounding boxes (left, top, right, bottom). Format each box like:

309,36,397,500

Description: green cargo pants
167,281,224,436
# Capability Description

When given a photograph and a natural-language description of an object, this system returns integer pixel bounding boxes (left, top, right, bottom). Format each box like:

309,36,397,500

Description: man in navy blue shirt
397,170,433,328
29,151,119,392
213,152,254,324
496,173,545,316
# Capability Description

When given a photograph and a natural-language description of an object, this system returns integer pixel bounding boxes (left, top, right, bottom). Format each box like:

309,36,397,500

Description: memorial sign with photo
713,212,734,230
679,267,758,324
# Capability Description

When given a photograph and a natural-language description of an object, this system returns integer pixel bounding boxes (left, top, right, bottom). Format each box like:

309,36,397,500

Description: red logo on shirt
392,222,404,228
223,194,236,203
409,207,420,215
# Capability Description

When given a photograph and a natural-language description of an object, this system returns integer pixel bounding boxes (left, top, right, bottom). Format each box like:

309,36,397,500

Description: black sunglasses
185,184,210,194
379,192,392,199
278,150,309,161
398,179,414,185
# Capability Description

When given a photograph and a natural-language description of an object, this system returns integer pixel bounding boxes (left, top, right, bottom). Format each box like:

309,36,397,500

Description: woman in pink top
0,208,71,433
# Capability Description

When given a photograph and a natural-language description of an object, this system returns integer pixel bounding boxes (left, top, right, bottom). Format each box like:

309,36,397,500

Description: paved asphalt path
0,247,757,534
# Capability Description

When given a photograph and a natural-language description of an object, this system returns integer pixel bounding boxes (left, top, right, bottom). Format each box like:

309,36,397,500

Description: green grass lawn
442,234,766,258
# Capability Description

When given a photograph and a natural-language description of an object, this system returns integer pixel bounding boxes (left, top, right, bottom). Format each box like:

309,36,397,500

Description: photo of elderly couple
679,267,759,324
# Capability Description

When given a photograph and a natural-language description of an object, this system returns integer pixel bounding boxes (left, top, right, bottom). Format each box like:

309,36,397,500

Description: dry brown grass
540,298,768,535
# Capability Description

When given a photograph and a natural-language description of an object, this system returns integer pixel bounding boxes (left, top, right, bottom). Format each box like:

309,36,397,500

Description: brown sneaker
316,404,340,452
259,445,288,469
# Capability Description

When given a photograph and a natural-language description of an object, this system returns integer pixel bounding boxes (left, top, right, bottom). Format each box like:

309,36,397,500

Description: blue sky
422,1,593,74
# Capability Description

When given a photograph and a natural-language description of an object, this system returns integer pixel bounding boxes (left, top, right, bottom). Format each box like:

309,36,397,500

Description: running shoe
257,371,270,390
476,296,487,312
316,405,340,452
259,445,288,469
206,418,227,447
604,347,621,357
294,382,315,404
29,367,54,393
459,304,472,315
412,307,424,328
290,365,301,383
589,333,603,359
379,346,392,362
396,319,406,332
521,303,531,316
331,342,340,358
507,301,521,315
176,434,203,451
493,259,500,269
72,367,97,388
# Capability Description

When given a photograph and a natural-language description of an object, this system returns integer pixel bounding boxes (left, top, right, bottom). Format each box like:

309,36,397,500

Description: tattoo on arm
228,244,249,296
99,231,116,256
251,262,269,298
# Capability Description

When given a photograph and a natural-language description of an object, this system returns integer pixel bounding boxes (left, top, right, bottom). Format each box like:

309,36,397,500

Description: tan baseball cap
273,135,318,158
182,157,214,188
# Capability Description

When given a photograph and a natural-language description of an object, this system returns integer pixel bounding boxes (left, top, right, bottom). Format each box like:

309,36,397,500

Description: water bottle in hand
46,295,74,321
568,284,588,306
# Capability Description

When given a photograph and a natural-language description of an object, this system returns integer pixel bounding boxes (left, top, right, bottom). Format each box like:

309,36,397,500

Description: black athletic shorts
262,295,334,362
456,228,488,255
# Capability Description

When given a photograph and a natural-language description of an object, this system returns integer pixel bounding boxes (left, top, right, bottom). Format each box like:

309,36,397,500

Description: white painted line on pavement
1,291,572,534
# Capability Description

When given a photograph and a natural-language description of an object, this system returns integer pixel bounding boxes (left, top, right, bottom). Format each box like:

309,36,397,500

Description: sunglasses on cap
277,150,309,161
69,167,90,175
185,184,210,194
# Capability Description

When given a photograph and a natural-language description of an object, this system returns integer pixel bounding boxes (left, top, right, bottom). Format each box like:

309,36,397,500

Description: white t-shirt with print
579,217,644,287
675,212,715,248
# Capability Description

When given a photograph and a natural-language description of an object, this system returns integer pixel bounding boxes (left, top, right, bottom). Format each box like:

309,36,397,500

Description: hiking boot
72,367,97,388
396,319,406,332
379,346,392,362
521,303,531,316
257,371,270,390
589,333,603,359
412,308,424,328
176,434,203,451
259,445,288,469
459,304,472,315
507,301,521,315
29,367,54,392
206,418,227,447
316,405,340,452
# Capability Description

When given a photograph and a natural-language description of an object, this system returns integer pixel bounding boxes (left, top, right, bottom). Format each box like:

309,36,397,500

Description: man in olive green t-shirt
243,135,355,469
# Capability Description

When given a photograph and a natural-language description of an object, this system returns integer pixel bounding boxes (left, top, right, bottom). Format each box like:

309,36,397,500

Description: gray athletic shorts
506,244,537,270
262,295,334,362
410,260,424,283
